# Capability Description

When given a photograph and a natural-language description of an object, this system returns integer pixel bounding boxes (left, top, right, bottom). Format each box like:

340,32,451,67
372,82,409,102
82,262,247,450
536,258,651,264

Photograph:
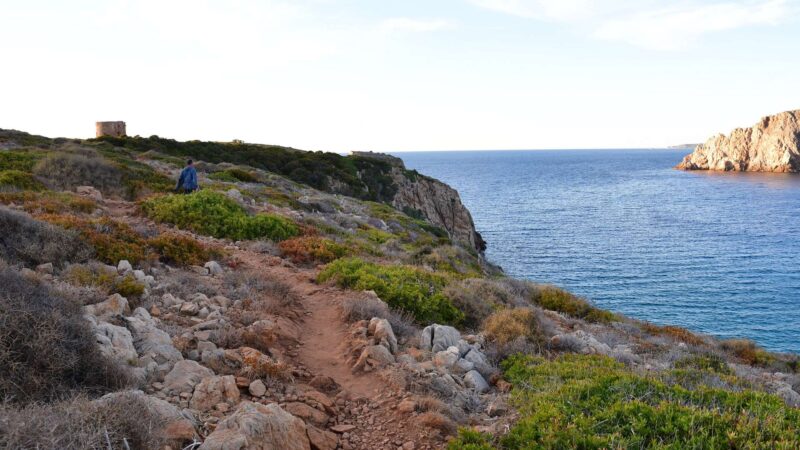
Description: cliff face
677,110,800,172
390,168,487,253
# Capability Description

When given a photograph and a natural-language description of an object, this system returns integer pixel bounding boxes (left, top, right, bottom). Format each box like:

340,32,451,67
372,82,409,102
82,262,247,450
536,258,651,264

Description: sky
1,0,799,152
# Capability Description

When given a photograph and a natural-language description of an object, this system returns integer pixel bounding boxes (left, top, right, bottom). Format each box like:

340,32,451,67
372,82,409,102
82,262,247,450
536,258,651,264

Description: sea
396,149,800,354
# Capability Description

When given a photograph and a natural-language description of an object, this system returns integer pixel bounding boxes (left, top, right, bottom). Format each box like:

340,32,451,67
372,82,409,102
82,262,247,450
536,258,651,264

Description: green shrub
674,354,733,376
141,190,299,241
209,168,259,183
318,258,463,324
148,232,221,266
0,268,131,403
482,308,541,345
0,150,43,171
0,170,45,191
0,207,92,267
33,153,123,197
449,354,800,449
534,285,616,323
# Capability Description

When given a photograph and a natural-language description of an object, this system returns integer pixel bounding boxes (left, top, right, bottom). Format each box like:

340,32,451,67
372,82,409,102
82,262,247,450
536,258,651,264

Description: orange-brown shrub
483,307,542,345
278,236,348,264
148,233,222,266
38,214,151,265
720,339,775,366
641,323,705,346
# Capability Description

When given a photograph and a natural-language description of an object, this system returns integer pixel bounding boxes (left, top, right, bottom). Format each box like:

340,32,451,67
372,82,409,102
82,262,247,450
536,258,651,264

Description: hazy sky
1,0,798,151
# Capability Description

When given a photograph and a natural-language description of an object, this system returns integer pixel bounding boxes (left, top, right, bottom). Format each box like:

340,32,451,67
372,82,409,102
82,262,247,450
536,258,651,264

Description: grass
209,168,259,183
318,257,463,325
450,354,800,449
0,170,45,191
141,190,299,241
534,285,617,324
0,150,44,171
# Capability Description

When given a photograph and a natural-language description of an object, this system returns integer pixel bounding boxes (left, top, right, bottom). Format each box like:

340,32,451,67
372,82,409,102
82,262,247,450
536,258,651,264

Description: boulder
180,302,200,316
420,324,461,353
307,424,338,450
353,345,395,372
97,390,197,444
285,402,329,427
226,188,244,202
163,360,214,395
117,260,133,274
433,347,460,368
124,308,183,376
369,317,398,354
248,379,267,397
550,330,612,356
199,402,311,450
190,375,240,412
84,293,129,320
302,390,335,414
76,185,103,201
205,261,224,275
93,320,138,365
464,370,490,393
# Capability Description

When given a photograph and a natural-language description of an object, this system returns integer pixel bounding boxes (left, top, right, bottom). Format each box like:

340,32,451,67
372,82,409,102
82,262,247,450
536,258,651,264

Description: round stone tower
95,121,126,138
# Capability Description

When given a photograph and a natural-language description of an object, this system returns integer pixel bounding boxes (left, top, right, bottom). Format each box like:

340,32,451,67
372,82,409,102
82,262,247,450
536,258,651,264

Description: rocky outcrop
677,110,800,172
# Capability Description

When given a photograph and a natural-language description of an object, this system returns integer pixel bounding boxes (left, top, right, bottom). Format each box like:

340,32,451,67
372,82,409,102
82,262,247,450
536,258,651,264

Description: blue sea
397,150,800,354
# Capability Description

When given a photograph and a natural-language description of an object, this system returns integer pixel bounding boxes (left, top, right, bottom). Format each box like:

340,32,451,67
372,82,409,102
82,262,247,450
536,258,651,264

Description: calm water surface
397,150,800,353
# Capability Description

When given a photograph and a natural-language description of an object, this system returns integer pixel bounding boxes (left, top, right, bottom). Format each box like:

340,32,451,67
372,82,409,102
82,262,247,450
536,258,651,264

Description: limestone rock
97,390,197,444
76,185,103,201
307,424,338,450
199,402,311,450
678,110,800,172
353,345,395,372
84,293,129,320
190,375,240,412
124,307,183,375
464,370,490,393
248,379,267,397
433,347,460,368
420,324,461,353
93,320,138,365
117,260,133,274
368,317,398,354
204,261,223,275
163,360,214,395
285,401,329,427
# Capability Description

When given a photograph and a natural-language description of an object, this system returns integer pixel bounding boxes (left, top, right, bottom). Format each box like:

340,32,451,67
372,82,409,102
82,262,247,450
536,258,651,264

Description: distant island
677,110,800,172
668,143,699,150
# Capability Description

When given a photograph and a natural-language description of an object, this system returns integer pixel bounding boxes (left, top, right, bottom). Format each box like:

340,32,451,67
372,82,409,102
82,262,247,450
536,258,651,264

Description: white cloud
469,0,792,50
379,17,455,33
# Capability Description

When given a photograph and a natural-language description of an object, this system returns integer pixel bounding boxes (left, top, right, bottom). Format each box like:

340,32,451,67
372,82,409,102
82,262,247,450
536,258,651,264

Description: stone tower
95,121,126,138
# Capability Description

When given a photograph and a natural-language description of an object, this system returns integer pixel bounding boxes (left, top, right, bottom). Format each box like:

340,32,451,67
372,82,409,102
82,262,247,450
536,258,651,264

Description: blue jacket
177,166,198,191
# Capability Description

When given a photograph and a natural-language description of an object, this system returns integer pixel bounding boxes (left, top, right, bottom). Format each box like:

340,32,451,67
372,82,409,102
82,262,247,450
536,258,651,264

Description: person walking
176,159,198,193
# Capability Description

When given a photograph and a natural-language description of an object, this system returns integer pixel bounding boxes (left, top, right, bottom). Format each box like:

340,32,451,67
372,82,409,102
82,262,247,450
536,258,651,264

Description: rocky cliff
353,152,486,253
677,110,800,172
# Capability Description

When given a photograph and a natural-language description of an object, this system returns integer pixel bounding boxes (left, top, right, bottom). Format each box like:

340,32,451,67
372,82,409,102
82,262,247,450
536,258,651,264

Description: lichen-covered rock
189,375,240,412
84,293,129,320
163,360,214,395
199,402,310,450
464,370,490,393
420,324,461,353
285,402,329,427
307,424,338,450
353,345,395,372
92,319,138,365
368,317,398,354
678,110,800,172
124,307,183,377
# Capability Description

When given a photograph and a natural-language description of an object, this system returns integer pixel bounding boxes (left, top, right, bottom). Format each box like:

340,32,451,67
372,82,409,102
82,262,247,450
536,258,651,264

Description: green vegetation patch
534,285,617,323
209,168,259,183
318,257,463,325
141,190,299,241
0,150,44,171
450,354,800,449
0,170,45,191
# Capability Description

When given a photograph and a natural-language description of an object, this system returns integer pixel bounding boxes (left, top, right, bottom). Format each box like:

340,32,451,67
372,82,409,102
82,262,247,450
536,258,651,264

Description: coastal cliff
677,110,800,172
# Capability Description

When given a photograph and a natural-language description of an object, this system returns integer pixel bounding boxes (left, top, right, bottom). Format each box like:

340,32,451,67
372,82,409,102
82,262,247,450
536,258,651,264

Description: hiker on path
176,159,198,193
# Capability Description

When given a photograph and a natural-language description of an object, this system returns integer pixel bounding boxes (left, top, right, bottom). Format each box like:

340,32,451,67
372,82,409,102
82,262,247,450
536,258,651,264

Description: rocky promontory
677,110,800,172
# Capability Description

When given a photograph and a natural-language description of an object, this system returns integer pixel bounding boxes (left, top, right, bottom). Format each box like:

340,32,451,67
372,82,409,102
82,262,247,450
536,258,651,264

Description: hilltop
0,129,799,449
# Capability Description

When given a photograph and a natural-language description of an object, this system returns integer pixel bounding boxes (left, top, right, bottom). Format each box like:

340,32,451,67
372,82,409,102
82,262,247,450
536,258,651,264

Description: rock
76,185,103,201
204,261,224,275
420,324,461,353
84,293,129,320
464,370,490,393
117,259,133,274
550,330,611,356
162,293,180,307
284,402,329,427
307,424,338,450
353,345,395,372
678,110,800,172
180,302,200,316
189,265,209,275
199,402,311,450
124,308,183,376
433,347,460,368
330,424,356,433
163,360,214,395
190,375,240,412
197,340,217,353
309,375,339,392
35,262,53,274
93,320,138,365
453,358,475,373
248,379,267,397
226,188,244,202
132,269,146,281
198,306,210,319
97,390,197,444
369,317,398,354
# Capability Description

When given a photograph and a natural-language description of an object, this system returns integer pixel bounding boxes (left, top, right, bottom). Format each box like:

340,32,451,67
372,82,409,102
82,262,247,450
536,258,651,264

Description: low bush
148,232,221,266
642,322,705,346
33,153,123,197
533,285,616,323
342,296,418,339
279,236,349,264
482,308,542,346
318,258,463,325
0,191,97,214
0,393,165,449
0,268,130,403
449,353,800,449
0,169,45,191
0,207,92,267
41,214,150,265
443,278,514,329
720,338,775,367
223,270,298,315
209,168,259,183
141,190,299,241
674,353,733,375
0,150,43,171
